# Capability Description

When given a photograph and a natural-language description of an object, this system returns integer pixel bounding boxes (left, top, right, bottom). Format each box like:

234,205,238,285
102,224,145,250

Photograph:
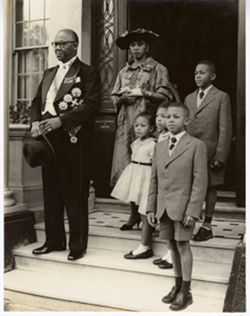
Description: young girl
152,102,173,269
111,111,156,259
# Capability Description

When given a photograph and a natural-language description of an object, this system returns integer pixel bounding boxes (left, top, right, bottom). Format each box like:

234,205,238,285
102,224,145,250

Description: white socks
132,244,149,255
162,250,172,263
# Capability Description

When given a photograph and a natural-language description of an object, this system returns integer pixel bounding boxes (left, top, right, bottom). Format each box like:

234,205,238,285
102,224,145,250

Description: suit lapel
41,66,58,105
54,58,81,103
189,90,198,114
165,133,191,167
196,86,217,114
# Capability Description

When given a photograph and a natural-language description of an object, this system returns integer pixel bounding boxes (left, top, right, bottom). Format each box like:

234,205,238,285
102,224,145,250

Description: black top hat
23,134,56,168
116,28,160,50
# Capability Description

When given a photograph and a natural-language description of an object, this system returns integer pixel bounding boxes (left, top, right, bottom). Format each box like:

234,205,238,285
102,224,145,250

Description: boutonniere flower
64,94,73,103
59,101,68,111
75,76,81,83
71,87,82,97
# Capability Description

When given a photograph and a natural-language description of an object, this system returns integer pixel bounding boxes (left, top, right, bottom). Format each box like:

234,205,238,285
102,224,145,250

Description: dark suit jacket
30,57,101,178
147,133,208,221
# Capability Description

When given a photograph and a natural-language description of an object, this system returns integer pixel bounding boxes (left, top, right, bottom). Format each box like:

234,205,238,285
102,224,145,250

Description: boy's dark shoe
162,286,179,304
193,226,213,242
169,291,193,311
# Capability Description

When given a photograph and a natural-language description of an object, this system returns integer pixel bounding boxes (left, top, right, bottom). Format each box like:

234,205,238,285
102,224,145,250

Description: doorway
128,0,238,191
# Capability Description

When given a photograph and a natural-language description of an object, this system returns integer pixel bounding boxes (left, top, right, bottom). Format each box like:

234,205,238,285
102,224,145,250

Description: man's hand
183,215,196,227
147,212,157,227
31,121,41,138
39,117,62,135
210,160,224,170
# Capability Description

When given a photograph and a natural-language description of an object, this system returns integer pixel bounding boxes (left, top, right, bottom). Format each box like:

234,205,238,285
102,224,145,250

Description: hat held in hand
116,28,160,50
23,134,56,168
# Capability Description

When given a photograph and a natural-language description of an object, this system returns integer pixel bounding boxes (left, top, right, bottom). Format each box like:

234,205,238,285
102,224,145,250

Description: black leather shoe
153,257,164,265
169,291,193,311
193,226,213,242
159,260,173,269
162,286,180,304
124,248,153,259
32,244,66,255
67,251,84,261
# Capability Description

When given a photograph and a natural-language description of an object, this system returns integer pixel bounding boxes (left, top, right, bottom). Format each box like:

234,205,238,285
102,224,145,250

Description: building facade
5,0,245,212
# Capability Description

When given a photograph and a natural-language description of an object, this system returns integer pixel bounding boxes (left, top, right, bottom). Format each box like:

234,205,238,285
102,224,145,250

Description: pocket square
75,76,81,83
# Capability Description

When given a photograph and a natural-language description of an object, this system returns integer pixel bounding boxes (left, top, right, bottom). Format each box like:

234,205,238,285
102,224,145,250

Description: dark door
128,0,238,191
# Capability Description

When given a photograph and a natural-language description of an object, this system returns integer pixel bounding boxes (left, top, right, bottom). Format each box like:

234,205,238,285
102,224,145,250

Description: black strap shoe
158,260,173,269
169,291,193,311
162,286,180,304
124,248,153,259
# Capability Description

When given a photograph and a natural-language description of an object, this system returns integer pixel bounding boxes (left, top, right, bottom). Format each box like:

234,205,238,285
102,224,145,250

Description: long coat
147,133,208,221
30,57,101,253
184,86,232,186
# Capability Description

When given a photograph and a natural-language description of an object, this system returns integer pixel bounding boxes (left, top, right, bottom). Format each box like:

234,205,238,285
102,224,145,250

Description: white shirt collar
169,130,186,142
58,55,77,69
199,84,213,95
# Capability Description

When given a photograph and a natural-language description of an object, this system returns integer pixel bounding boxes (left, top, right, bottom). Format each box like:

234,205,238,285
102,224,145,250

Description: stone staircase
4,198,245,312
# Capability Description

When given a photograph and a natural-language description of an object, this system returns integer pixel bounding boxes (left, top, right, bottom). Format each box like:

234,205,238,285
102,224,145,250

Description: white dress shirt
42,55,77,116
196,84,213,108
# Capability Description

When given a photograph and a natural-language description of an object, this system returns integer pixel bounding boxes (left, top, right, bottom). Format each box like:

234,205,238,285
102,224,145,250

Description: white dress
111,137,156,215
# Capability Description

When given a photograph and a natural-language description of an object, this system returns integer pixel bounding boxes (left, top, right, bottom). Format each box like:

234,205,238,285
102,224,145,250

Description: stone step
5,245,227,312
95,198,245,220
4,290,120,311
35,213,243,264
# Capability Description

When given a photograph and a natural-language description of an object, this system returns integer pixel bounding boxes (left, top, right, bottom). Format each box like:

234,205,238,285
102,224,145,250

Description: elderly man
30,29,101,260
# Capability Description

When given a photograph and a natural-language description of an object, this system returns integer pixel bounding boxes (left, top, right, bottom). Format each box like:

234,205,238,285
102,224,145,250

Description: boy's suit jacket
184,86,232,164
147,133,208,221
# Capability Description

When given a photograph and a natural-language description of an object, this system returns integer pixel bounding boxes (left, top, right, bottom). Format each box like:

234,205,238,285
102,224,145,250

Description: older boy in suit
30,29,101,260
147,102,207,311
185,60,232,241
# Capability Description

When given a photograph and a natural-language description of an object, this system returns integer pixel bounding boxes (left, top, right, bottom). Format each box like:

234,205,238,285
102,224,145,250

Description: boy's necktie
199,90,204,99
169,136,177,151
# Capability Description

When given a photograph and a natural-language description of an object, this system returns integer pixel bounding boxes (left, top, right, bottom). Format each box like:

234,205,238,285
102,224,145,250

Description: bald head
56,29,79,43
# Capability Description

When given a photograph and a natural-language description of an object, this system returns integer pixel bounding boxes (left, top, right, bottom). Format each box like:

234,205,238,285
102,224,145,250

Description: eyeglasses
51,41,77,48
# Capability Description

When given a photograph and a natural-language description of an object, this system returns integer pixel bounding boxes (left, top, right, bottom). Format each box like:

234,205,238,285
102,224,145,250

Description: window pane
17,74,30,99
30,0,44,20
44,20,50,45
30,21,44,46
31,74,42,98
16,22,29,47
16,0,29,22
45,0,50,18
18,51,30,74
31,48,48,72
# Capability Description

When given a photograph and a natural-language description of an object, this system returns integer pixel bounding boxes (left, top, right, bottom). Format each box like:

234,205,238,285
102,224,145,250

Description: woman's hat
23,134,56,168
116,28,160,50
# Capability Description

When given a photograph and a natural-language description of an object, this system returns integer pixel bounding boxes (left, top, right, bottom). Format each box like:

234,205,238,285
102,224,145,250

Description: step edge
12,250,231,284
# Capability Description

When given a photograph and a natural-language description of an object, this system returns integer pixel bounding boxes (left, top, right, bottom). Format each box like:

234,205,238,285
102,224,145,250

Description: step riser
94,204,245,220
36,229,234,264
14,255,228,299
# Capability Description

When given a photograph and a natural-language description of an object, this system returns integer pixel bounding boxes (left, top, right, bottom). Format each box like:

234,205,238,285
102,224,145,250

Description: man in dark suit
30,29,101,260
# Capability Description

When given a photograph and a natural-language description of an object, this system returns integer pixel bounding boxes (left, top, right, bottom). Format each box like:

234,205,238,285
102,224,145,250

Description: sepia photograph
3,0,246,313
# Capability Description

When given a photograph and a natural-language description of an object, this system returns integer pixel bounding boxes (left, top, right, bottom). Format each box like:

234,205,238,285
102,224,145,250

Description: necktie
199,90,204,99
169,137,177,151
